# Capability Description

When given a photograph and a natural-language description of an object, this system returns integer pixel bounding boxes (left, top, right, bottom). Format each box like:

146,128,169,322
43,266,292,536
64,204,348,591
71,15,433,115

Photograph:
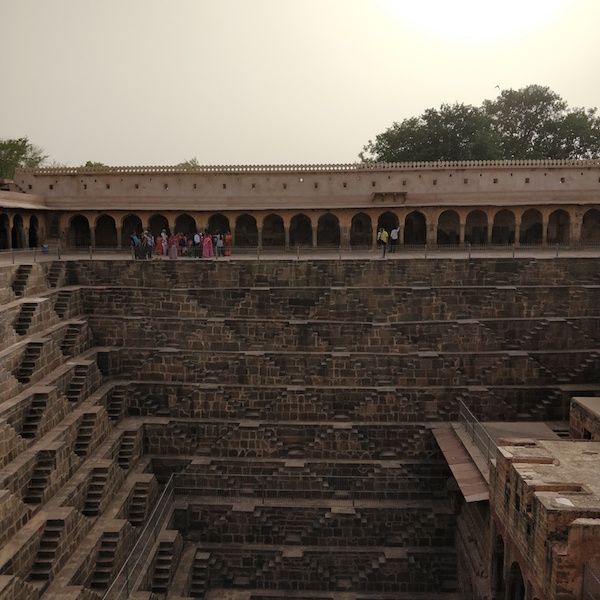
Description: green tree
361,86,600,162
483,84,600,159
0,137,48,178
83,161,109,168
360,103,501,163
178,156,201,170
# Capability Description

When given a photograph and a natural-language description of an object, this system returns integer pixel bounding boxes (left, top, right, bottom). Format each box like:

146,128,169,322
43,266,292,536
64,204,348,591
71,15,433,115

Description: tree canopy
83,160,109,168
0,137,48,178
178,156,201,170
360,85,600,162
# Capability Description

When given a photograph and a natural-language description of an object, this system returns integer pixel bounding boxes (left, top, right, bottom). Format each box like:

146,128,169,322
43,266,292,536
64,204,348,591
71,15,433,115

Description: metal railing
583,563,600,599
102,469,448,599
2,242,600,265
458,398,498,464
103,474,175,600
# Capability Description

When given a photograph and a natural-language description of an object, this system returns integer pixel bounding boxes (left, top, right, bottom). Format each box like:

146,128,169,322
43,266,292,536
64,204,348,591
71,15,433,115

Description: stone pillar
542,219,548,246
59,214,69,249
340,226,349,249
285,226,290,250
311,225,316,248
487,223,493,245
514,222,520,248
257,225,263,248
459,222,466,247
570,213,582,246
90,227,96,248
427,221,436,248
4,216,12,250
116,224,122,249
399,224,405,247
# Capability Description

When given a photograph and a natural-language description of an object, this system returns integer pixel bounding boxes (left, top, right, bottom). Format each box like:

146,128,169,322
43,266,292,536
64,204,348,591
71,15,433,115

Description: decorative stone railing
16,158,600,176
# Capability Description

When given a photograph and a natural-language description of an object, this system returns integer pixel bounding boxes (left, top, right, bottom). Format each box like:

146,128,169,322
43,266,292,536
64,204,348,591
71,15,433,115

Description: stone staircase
89,530,120,591
20,392,50,439
60,321,84,358
189,551,211,598
23,450,55,504
82,467,109,517
107,386,127,421
17,340,44,384
53,290,72,318
28,519,64,582
66,364,89,404
117,431,137,469
150,539,177,594
2,259,600,599
11,264,32,297
46,262,64,289
128,480,151,526
74,412,97,457
14,302,37,336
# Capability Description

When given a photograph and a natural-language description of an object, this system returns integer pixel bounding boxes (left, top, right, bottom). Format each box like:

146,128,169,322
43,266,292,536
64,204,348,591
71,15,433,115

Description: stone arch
350,212,372,247
11,214,26,249
67,214,91,248
28,215,39,248
581,208,600,245
174,213,197,236
121,214,143,247
507,561,525,600
95,214,117,247
235,214,258,247
491,534,505,596
290,214,312,246
520,209,542,245
317,213,340,247
0,213,10,249
262,213,285,247
148,214,170,240
207,213,230,236
547,209,570,244
465,210,488,245
404,211,426,245
492,209,516,245
377,211,398,235
437,210,460,245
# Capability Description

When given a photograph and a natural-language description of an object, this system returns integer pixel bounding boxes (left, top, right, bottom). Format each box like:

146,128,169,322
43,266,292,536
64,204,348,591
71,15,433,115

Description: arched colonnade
60,206,600,249
0,212,42,250
1,206,599,250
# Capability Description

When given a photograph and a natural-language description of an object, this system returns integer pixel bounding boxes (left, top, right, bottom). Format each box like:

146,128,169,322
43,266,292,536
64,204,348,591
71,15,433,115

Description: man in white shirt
390,225,400,253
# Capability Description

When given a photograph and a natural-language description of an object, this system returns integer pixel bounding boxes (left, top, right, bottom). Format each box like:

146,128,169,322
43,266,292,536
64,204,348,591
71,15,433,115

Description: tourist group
130,230,232,259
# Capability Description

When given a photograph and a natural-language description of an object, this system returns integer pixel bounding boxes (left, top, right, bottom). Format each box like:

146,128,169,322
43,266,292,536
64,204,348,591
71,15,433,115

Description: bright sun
379,0,572,42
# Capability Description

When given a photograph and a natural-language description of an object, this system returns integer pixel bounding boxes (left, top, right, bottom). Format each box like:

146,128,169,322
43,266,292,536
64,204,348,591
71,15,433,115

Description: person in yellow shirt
379,228,389,258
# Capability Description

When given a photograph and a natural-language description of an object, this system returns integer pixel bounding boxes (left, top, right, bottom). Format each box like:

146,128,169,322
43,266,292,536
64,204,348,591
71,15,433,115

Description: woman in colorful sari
168,235,178,260
202,229,214,257
224,230,232,256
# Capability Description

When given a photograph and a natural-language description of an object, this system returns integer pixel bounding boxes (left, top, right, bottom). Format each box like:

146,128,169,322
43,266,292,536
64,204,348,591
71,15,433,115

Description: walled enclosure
1,160,600,250
0,256,599,600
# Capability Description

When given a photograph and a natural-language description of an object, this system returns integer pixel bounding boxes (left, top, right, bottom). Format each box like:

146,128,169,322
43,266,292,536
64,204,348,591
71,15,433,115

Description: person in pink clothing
202,229,214,257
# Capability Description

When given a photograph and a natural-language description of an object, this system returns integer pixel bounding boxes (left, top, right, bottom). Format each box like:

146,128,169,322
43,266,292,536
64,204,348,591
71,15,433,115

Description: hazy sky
1,0,599,167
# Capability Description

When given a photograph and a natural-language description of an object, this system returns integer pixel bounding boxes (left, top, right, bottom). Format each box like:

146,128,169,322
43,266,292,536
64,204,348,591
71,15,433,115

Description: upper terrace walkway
2,243,600,266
